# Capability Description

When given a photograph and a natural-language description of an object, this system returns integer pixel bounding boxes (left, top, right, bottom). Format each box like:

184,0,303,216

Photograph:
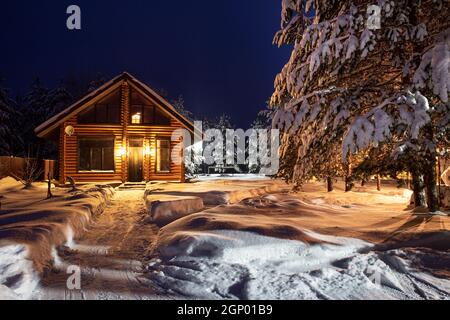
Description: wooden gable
35,72,194,139
35,72,192,184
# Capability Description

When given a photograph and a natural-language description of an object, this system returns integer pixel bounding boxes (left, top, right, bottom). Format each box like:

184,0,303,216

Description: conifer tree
0,80,20,156
272,0,449,211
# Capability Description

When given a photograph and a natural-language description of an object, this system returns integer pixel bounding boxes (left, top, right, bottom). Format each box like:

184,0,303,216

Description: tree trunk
344,161,352,192
437,155,442,207
344,176,353,192
423,124,439,212
376,175,381,191
361,179,366,187
327,177,333,192
424,159,439,212
407,171,411,189
411,170,426,207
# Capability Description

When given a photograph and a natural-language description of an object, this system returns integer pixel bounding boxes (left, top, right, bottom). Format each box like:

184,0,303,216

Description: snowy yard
1,0,448,305
145,179,450,300
148,230,450,299
0,176,449,300
0,177,114,299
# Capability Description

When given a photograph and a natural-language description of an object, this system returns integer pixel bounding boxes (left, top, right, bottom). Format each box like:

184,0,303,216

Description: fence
0,156,57,181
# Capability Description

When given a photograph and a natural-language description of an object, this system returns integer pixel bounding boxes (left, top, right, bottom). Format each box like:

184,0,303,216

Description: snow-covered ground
0,244,40,299
1,176,448,300
0,177,114,299
27,189,174,300
147,229,449,299
145,180,450,300
146,178,289,206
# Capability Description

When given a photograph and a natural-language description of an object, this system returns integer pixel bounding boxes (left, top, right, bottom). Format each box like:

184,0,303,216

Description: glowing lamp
131,112,141,124
118,147,127,156
145,146,155,157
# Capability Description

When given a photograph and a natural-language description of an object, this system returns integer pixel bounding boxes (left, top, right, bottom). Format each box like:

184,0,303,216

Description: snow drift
146,187,449,300
144,191,204,226
0,178,114,298
147,229,450,300
146,178,289,206
0,244,39,300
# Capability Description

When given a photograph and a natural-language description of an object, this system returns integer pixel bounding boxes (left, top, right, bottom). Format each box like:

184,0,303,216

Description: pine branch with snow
271,0,448,210
0,81,21,156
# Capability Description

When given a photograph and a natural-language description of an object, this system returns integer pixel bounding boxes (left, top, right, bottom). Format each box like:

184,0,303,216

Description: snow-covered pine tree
47,81,73,116
16,79,73,159
0,80,20,156
20,78,51,157
247,109,275,173
251,109,273,130
87,73,107,93
215,114,237,173
22,78,49,120
199,115,213,131
271,0,449,211
171,95,194,120
214,113,234,132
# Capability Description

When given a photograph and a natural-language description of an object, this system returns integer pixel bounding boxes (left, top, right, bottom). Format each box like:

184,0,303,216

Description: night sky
0,0,291,128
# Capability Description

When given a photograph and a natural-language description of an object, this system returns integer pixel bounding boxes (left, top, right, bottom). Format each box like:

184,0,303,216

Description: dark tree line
0,73,107,159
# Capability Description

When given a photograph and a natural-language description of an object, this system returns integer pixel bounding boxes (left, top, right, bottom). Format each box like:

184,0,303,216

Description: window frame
129,88,171,126
78,91,121,124
129,104,156,125
77,136,116,173
155,137,171,173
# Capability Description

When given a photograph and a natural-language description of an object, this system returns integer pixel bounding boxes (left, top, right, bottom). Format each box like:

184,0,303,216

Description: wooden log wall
58,80,185,184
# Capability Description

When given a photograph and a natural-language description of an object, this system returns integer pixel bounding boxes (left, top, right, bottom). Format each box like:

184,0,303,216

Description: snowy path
34,190,175,300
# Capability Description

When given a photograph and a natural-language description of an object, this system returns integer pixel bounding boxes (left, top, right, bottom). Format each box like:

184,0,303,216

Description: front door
128,139,143,182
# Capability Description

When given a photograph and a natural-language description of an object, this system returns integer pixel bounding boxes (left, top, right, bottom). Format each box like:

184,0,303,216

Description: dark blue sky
0,0,290,128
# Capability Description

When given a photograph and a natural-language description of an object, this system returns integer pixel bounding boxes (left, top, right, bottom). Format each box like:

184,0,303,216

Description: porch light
131,112,141,124
118,147,127,156
145,146,155,156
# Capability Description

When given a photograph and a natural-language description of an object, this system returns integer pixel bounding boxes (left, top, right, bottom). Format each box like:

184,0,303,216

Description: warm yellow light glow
131,113,141,124
144,146,155,157
118,147,127,156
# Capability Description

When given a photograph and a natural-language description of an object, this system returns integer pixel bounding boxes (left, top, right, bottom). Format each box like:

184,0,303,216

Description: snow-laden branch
342,91,431,160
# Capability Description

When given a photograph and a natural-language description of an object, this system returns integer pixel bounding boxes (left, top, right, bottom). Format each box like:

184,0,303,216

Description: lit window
131,112,141,124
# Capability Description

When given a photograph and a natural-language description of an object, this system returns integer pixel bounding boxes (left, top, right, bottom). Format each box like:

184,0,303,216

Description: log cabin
35,72,194,184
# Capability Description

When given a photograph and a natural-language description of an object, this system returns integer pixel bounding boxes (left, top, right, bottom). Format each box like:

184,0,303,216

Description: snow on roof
34,73,123,136
35,72,194,137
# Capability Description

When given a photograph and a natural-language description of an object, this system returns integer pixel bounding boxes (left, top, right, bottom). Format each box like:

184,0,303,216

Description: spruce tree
0,80,19,156
20,78,51,158
171,95,194,120
271,0,449,211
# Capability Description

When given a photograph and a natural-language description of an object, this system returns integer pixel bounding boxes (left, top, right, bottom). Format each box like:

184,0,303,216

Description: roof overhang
35,72,195,138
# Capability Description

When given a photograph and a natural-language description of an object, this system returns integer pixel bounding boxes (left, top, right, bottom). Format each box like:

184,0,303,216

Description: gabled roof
35,72,194,138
